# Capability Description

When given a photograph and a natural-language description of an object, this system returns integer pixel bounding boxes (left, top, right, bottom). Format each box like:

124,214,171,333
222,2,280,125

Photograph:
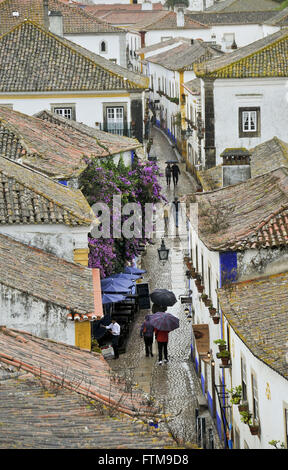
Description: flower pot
220,357,230,366
218,344,226,352
191,271,197,279
212,316,220,324
197,285,204,293
204,299,212,307
231,395,241,405
209,307,217,316
238,403,248,413
249,424,259,435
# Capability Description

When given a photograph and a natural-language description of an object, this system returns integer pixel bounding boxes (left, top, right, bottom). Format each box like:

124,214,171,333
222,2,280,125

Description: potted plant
209,306,217,316
238,401,249,413
214,339,226,351
201,293,208,302
227,386,242,405
212,315,220,324
249,419,260,436
218,349,230,366
204,298,212,307
240,410,252,426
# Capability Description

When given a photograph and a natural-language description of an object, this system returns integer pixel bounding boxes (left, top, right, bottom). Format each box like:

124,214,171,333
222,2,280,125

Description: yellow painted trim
75,321,91,351
0,93,131,99
73,248,89,267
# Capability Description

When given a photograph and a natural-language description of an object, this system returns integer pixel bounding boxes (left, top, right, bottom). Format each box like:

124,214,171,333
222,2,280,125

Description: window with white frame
106,106,124,135
223,33,235,49
239,107,260,137
241,356,247,401
251,373,259,421
51,104,76,120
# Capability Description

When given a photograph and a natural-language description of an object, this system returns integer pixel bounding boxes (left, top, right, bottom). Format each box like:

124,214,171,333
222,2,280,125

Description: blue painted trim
219,251,237,288
207,391,213,416
216,412,222,440
58,179,68,186
201,374,205,395
195,356,199,373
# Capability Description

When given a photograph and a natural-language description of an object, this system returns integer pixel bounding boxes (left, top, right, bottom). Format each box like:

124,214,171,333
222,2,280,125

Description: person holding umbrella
165,163,172,187
140,314,154,357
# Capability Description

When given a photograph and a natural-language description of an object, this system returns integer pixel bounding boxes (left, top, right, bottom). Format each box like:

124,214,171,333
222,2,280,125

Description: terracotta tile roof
0,326,174,431
188,10,276,25
194,28,288,78
132,11,208,31
198,137,288,191
217,271,288,380
146,39,222,71
0,155,95,226
0,107,141,179
0,0,123,35
98,10,168,26
184,78,201,93
0,20,148,92
206,0,279,12
0,369,176,449
0,234,98,314
82,2,164,16
193,167,288,251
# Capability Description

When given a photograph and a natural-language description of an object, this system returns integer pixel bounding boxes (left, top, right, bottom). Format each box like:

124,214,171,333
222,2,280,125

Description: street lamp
157,238,169,263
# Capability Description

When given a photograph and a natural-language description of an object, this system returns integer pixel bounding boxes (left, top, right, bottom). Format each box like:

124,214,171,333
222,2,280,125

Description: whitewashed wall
65,33,127,67
228,325,288,449
0,225,90,262
0,284,75,346
0,94,133,129
213,78,288,164
144,28,212,47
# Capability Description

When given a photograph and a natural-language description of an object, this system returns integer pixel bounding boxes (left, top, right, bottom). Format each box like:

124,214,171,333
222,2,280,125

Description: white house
188,10,280,51
142,37,222,156
186,164,288,447
217,271,288,449
0,20,148,143
193,28,288,169
0,233,103,350
0,155,97,266
0,0,129,67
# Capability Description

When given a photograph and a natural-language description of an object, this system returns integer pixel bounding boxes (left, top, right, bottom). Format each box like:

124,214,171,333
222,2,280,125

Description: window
239,107,260,137
106,106,124,135
100,41,107,53
251,373,259,420
241,357,247,401
51,104,76,120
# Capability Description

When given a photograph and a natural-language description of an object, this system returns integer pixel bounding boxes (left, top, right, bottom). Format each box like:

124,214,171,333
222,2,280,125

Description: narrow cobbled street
108,127,222,448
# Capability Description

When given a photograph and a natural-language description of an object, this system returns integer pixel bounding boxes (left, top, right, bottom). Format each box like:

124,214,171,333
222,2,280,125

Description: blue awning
102,293,127,304
124,266,146,275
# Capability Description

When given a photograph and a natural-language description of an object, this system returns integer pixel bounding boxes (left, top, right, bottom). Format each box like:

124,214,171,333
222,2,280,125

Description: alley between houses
106,127,222,448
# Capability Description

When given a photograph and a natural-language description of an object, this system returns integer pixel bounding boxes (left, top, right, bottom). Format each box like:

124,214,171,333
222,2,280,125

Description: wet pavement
107,127,222,448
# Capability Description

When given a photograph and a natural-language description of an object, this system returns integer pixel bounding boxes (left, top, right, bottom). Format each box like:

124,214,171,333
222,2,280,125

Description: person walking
172,196,180,228
140,314,154,357
165,163,172,187
163,203,170,235
171,163,181,187
101,318,120,359
155,328,169,365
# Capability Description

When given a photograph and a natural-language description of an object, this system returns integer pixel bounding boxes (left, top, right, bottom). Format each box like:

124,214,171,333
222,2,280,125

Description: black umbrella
150,288,177,307
165,160,178,164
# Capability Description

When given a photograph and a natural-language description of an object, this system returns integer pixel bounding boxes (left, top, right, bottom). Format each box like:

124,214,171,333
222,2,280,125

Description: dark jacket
140,315,154,338
172,164,180,176
165,165,172,177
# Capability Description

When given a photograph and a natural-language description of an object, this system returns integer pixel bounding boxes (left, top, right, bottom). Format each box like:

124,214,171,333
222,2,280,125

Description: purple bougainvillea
80,156,166,277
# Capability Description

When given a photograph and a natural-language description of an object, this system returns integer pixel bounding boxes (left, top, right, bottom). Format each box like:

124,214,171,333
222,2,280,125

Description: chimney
175,5,186,28
43,0,49,30
142,0,153,11
221,148,251,188
49,11,64,36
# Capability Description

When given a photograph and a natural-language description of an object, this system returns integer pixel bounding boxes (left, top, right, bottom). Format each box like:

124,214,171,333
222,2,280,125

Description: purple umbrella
148,312,179,332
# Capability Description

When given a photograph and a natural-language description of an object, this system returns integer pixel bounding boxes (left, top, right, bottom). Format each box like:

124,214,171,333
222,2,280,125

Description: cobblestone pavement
107,128,222,448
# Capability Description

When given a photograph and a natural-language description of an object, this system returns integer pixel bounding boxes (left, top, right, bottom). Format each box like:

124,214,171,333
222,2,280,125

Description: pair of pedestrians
165,163,181,188
140,311,170,365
